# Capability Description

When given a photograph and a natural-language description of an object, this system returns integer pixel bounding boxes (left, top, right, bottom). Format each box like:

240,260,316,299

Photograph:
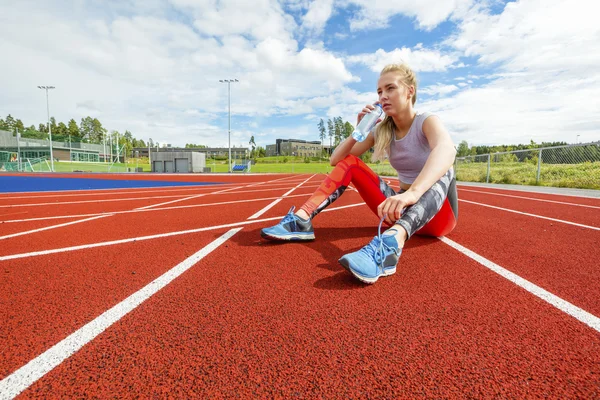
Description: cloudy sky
1,0,598,149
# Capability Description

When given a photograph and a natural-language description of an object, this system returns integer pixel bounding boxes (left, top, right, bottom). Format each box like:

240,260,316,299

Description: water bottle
352,104,384,142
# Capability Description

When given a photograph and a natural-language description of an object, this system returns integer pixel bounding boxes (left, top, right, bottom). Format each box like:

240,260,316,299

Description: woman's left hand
377,191,420,225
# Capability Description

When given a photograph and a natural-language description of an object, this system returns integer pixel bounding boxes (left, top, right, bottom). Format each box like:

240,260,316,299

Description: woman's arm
329,133,374,166
407,115,456,198
377,115,456,224
330,104,379,166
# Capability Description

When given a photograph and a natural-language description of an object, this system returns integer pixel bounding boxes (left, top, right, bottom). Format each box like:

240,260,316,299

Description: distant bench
232,164,248,172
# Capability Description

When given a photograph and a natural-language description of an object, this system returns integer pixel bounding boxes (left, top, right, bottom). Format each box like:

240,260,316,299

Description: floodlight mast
219,79,239,173
38,85,56,172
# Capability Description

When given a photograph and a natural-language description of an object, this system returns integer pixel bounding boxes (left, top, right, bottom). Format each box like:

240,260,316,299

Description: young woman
261,63,458,284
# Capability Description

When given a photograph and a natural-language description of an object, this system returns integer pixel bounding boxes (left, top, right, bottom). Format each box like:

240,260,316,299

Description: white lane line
460,199,600,231
0,174,319,398
247,174,316,220
134,186,240,210
0,184,320,209
459,188,600,209
0,178,296,238
0,215,109,241
1,194,311,224
0,194,207,208
440,237,600,333
0,203,364,261
0,182,247,200
456,183,600,200
0,228,242,400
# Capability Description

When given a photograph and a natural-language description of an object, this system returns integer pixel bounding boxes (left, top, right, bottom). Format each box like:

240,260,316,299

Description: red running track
1,174,599,398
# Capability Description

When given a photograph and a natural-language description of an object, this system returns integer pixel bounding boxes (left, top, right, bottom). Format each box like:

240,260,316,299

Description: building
0,130,110,163
265,139,323,157
132,146,249,160
151,151,207,173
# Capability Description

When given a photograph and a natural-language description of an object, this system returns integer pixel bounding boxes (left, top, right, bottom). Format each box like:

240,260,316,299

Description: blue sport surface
0,176,223,193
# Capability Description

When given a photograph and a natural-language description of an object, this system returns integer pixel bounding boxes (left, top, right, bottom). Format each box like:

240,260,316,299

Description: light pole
38,85,55,172
219,78,239,173
577,135,580,144
16,127,21,172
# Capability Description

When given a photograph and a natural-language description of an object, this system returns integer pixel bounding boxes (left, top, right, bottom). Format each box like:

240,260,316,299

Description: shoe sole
338,257,396,284
261,231,315,241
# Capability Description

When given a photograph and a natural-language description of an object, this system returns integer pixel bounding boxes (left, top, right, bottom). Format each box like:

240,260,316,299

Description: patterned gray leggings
385,168,457,239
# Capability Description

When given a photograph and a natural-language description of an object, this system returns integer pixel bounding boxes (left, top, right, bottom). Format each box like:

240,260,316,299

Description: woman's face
377,72,414,116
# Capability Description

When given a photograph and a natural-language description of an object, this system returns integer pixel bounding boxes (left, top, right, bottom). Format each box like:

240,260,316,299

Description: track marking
1,194,311,224
0,174,321,397
0,177,305,238
460,199,600,231
247,174,316,220
0,174,312,201
459,188,600,209
457,183,600,200
0,228,242,400
440,237,600,333
0,203,364,261
0,184,320,209
0,215,108,241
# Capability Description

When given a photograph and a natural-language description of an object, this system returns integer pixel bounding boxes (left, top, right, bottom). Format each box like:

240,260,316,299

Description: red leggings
300,155,457,237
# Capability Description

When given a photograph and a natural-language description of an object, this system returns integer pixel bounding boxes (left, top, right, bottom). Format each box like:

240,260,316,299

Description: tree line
0,113,151,158
318,117,354,147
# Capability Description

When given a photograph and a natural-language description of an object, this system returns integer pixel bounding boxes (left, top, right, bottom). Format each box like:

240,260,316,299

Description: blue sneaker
261,207,315,241
338,219,401,284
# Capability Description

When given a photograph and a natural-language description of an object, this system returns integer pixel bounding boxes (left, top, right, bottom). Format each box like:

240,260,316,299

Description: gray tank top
387,111,434,184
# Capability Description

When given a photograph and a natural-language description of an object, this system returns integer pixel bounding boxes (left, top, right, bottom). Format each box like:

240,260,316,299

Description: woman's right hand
357,104,377,126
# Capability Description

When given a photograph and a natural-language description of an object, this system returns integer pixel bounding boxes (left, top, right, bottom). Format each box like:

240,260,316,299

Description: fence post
536,148,542,184
486,154,491,183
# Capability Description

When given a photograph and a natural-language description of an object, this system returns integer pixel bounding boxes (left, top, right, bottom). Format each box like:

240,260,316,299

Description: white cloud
346,46,459,72
1,0,598,150
420,84,459,96
345,0,475,31
430,0,600,145
0,0,358,148
301,0,335,35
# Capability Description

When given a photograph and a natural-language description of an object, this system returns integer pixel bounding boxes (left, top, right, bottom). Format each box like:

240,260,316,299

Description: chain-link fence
455,142,600,189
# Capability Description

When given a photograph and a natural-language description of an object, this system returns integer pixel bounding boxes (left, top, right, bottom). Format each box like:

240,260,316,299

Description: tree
457,140,469,157
123,130,133,158
343,121,353,139
80,117,93,141
5,114,16,132
327,118,334,148
91,118,107,144
38,123,47,133
249,135,256,158
68,119,80,141
15,119,25,133
318,118,326,158
50,117,57,133
56,122,68,138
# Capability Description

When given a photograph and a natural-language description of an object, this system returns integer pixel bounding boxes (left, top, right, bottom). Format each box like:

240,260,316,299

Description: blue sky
1,0,598,149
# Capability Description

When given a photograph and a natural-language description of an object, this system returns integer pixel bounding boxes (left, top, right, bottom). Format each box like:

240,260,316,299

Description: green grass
456,161,600,189
38,158,599,190
51,161,151,173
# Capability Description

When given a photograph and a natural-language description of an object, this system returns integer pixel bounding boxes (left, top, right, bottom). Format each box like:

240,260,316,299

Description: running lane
13,202,600,398
448,200,600,316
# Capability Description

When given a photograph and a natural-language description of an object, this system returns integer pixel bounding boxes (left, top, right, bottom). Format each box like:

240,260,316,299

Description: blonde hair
372,63,418,162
